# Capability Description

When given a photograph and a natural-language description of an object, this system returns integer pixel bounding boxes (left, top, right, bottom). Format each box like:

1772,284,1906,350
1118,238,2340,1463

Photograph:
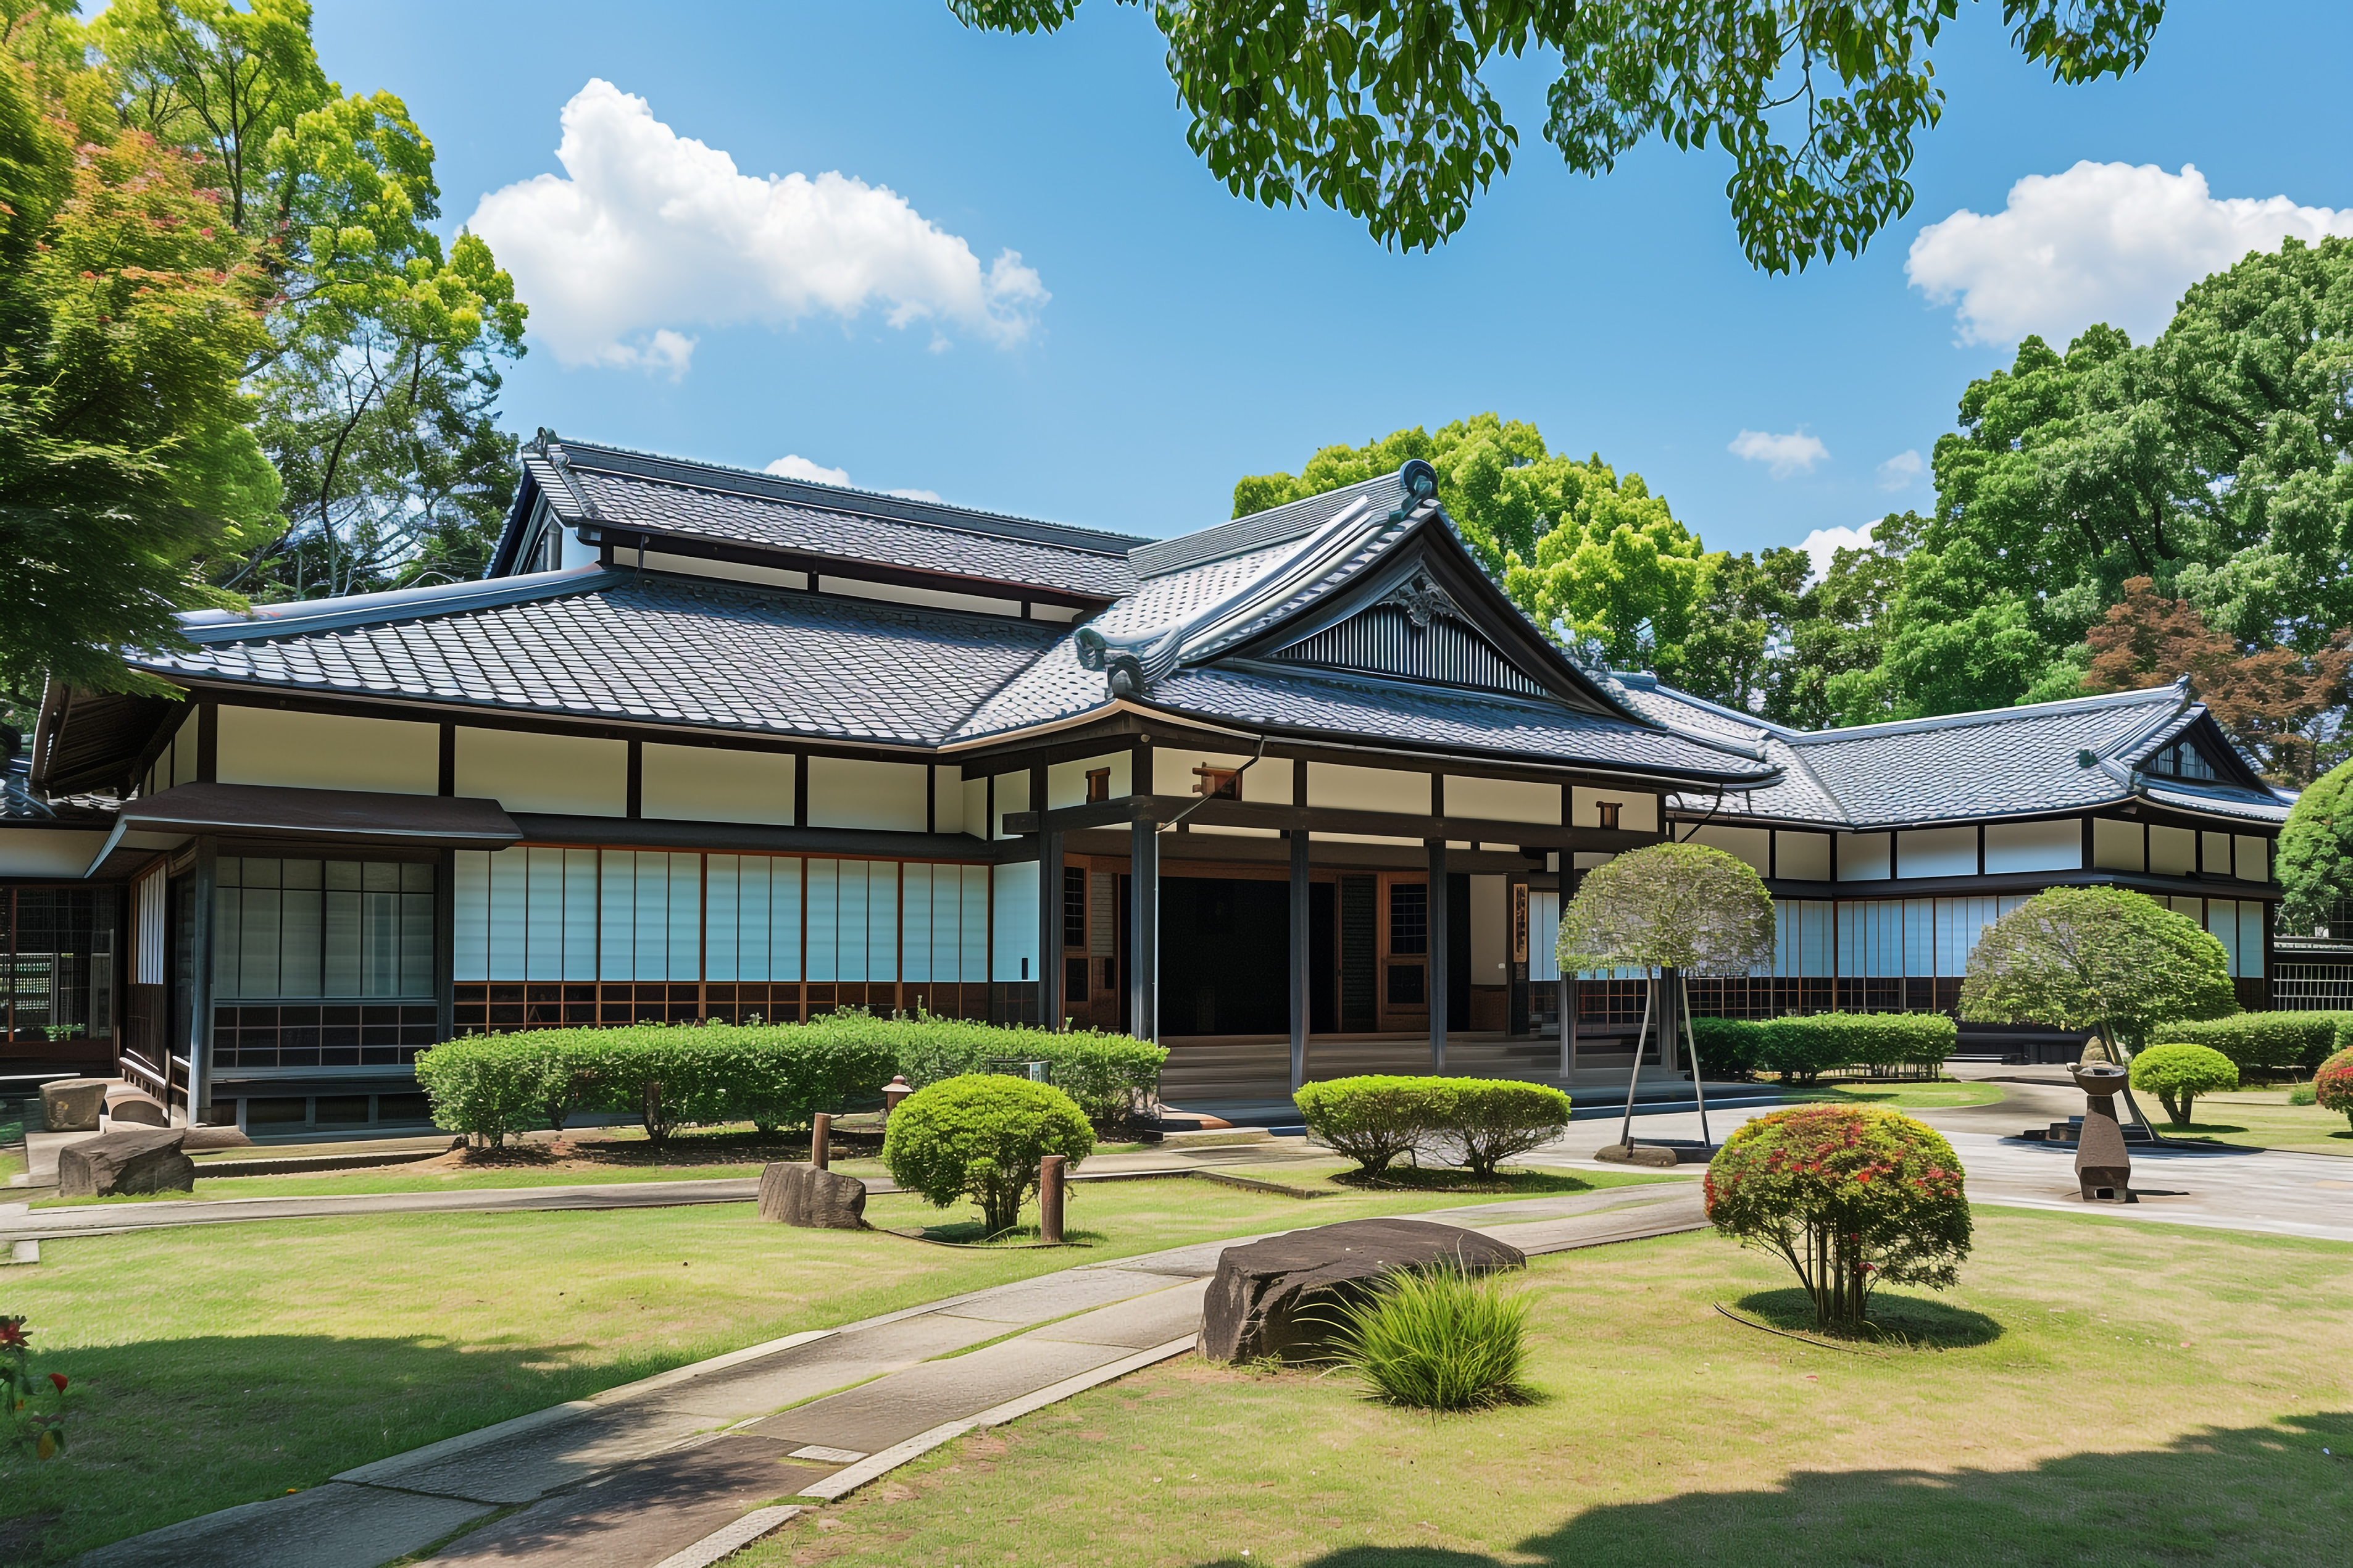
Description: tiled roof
521,438,1147,600
1128,475,1397,577
140,572,1061,747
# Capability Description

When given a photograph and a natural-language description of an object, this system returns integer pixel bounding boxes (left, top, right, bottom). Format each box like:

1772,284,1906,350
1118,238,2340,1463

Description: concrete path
0,1140,1323,1245
72,1183,1701,1568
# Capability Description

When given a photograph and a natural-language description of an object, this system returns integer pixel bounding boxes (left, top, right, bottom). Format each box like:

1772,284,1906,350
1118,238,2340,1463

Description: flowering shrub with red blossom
1,1316,69,1459
2315,1046,2353,1131
1705,1105,1973,1332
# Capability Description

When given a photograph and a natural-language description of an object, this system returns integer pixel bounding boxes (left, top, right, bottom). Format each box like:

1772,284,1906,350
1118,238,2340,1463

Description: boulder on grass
1199,1217,1525,1363
57,1128,195,1198
757,1161,867,1229
40,1078,109,1133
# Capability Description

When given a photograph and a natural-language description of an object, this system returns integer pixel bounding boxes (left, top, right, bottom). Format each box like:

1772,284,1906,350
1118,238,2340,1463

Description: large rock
57,1128,196,1198
756,1161,868,1230
1199,1217,1526,1363
40,1078,109,1133
101,1088,170,1128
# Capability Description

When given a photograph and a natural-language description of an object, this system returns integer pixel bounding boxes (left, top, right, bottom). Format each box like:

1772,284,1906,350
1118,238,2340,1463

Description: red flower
0,1321,24,1348
48,1373,67,1393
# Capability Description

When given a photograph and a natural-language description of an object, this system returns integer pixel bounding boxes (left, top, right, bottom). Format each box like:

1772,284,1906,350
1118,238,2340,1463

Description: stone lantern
2070,1061,2134,1203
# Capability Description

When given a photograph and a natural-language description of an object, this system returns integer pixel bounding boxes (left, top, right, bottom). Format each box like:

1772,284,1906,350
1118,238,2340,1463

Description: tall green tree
1,11,280,720
953,2,2163,269
2276,758,2353,939
1959,886,2238,1062
1235,414,1730,686
95,0,528,599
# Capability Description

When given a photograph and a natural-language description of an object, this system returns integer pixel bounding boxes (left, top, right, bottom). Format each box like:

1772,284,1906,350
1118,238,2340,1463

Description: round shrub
1705,1105,1972,1332
2315,1046,2353,1130
1293,1077,1454,1176
881,1075,1096,1235
1323,1263,1531,1411
1441,1081,1572,1178
2128,1042,2239,1127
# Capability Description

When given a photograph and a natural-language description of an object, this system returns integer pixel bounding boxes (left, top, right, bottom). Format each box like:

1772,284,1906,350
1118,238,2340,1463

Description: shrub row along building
3,437,2290,1133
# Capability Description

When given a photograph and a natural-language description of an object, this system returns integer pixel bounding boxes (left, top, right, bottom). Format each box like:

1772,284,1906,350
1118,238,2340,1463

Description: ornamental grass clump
881,1075,1095,1235
1705,1104,1972,1334
2315,1046,2353,1130
2128,1042,2239,1126
1322,1262,1531,1411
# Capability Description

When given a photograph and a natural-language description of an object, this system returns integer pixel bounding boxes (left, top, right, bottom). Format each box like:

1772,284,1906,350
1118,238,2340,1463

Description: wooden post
1288,827,1310,1092
1039,827,1064,1030
1129,814,1158,1041
1039,1153,1067,1243
811,1111,831,1170
1426,838,1449,1074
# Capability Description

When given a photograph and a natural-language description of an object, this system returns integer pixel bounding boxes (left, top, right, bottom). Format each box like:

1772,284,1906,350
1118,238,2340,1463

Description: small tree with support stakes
1557,842,1776,1161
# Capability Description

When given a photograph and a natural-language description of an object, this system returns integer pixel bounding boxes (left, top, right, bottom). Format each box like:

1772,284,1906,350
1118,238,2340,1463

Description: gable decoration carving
1376,566,1464,631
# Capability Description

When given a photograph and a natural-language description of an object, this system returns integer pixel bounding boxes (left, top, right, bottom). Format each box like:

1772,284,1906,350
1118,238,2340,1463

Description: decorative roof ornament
1387,458,1439,523
1378,566,1462,630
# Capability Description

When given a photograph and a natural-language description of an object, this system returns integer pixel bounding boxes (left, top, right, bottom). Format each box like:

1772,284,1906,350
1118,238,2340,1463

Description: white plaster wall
1307,762,1430,814
2236,835,2268,882
625,547,807,590
806,756,928,832
992,771,1030,840
2092,817,2144,871
2150,825,2196,875
1468,874,1508,982
0,828,108,878
933,765,965,835
1775,831,1832,880
2202,832,2234,877
1446,775,1561,825
217,707,438,794
1985,819,2081,873
962,774,988,840
817,576,1020,618
1571,787,1657,832
1836,832,1891,880
1898,825,1977,878
1048,752,1133,809
1688,824,1770,874
641,744,796,825
992,861,1036,982
1157,748,1294,804
456,728,626,814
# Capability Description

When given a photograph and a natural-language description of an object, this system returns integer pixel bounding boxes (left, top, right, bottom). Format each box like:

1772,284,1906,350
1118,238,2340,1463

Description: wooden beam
1005,794,1662,851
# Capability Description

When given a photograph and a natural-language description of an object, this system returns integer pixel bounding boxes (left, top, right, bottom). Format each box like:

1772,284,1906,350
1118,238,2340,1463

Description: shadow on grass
1178,1412,2353,1567
0,1332,646,1566
1330,1169,1601,1196
1731,1287,2005,1349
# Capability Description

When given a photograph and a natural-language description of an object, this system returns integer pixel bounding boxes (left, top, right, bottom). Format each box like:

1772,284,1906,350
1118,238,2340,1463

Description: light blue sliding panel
631,852,668,981
454,851,490,982
960,866,989,982
2240,903,2265,977
838,861,869,982
770,857,802,981
705,856,739,982
563,849,598,980
599,851,634,980
488,848,527,982
868,862,898,985
526,847,563,980
992,861,1036,982
736,856,770,982
1902,898,1934,978
805,859,838,982
930,865,962,982
668,853,701,980
1528,890,1559,983
902,864,933,983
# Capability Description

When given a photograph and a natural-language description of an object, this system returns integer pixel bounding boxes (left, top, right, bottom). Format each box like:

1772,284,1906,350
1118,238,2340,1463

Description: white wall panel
1444,775,1561,825
2150,825,2196,875
642,744,796,825
456,728,626,815
2235,835,2268,883
1307,762,1430,814
1468,874,1507,982
1572,788,1658,832
1689,825,1770,874
1049,752,1134,808
933,765,964,835
0,829,107,878
806,756,928,832
1836,832,1891,881
1984,819,2080,873
217,707,438,794
2092,817,2144,871
1774,831,1831,881
1898,825,1977,878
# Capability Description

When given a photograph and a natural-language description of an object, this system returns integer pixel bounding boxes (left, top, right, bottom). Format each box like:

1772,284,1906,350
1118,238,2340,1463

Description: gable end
1262,579,1546,698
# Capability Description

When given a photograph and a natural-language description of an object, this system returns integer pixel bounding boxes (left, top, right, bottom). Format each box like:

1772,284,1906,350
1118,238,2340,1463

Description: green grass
1783,1080,2005,1110
738,1209,2353,1568
0,1168,1654,1562
2146,1088,2353,1155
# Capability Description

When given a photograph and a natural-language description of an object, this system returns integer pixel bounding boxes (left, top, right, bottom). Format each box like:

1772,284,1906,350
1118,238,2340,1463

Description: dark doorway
1338,874,1376,1032
1309,881,1337,1034
1447,872,1471,1032
1160,877,1289,1035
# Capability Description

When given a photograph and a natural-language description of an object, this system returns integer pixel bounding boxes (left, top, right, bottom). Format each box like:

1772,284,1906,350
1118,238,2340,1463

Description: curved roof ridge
1787,678,2187,745
177,565,623,646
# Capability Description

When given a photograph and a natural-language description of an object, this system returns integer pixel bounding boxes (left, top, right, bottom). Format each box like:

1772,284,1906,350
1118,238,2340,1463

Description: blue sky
315,1,2353,560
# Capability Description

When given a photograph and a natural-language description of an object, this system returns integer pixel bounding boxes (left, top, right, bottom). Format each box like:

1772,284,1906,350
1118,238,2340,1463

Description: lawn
1785,1080,2005,1110
0,1169,1658,1562
2149,1088,2353,1156
739,1209,2353,1568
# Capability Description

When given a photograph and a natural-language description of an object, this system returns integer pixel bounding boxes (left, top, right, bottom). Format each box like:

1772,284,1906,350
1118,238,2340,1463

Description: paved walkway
75,1183,1704,1568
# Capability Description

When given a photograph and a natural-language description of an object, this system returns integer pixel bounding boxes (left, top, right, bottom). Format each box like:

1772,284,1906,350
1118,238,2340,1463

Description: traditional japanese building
2,435,2292,1131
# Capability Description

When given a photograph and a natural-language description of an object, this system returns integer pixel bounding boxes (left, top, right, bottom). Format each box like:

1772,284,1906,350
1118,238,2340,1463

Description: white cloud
765,454,939,504
1728,428,1829,479
1797,520,1879,584
470,80,1048,377
1875,449,1923,491
1907,162,2353,346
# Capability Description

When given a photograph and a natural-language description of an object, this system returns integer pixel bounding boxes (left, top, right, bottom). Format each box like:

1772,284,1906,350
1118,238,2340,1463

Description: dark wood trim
188,835,218,1113
434,847,456,1041
1767,867,2281,902
438,724,456,796
926,765,938,835
794,753,809,828
1009,794,1659,852
196,700,218,783
2082,814,2095,871
589,527,1114,612
626,741,644,819
504,814,1002,862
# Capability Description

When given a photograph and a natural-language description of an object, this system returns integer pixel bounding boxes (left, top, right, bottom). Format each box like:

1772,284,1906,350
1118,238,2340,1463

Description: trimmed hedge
415,1012,1162,1146
1293,1075,1572,1177
1685,1013,1955,1085
2147,1012,2352,1078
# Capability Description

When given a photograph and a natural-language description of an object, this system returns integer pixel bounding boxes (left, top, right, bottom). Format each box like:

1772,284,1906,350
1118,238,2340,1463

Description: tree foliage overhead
1557,841,1776,977
1957,886,2238,1057
952,2,2162,270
